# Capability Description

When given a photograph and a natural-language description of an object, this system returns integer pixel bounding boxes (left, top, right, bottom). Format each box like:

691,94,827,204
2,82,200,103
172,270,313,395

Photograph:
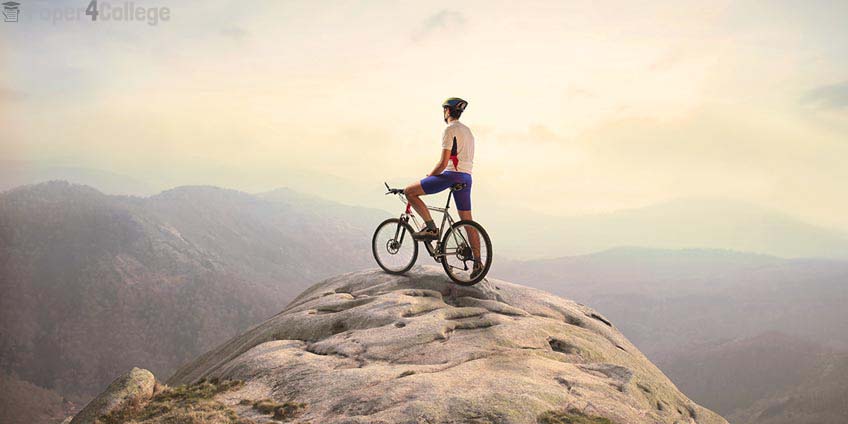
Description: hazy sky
2,0,847,228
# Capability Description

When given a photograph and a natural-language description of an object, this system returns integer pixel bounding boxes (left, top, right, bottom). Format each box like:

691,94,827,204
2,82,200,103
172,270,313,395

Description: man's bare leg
403,182,433,224
458,210,481,262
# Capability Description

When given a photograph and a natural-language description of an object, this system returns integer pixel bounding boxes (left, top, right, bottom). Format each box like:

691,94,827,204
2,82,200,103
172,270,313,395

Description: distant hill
731,351,848,424
659,330,848,424
0,181,388,418
658,332,830,418
0,161,158,196
0,371,69,424
489,197,848,260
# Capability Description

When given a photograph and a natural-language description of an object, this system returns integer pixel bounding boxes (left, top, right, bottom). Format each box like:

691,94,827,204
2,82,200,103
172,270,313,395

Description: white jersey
441,120,475,174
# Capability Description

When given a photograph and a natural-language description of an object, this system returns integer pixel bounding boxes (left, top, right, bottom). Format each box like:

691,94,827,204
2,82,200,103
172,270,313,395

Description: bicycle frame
394,189,468,261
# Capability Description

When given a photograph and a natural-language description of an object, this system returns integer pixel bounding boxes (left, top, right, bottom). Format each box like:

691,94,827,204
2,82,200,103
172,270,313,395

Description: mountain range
660,331,848,424
2,180,847,423
485,197,848,260
0,181,387,420
7,162,848,261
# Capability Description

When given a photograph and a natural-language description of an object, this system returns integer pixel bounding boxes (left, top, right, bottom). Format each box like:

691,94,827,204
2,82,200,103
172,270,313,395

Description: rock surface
70,367,155,424
169,266,728,424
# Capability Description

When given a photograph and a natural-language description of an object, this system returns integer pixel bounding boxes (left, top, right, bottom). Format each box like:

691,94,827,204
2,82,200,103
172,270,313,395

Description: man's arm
427,149,451,176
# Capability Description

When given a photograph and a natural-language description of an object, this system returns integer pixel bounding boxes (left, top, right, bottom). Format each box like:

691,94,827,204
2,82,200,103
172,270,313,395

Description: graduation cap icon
3,1,20,22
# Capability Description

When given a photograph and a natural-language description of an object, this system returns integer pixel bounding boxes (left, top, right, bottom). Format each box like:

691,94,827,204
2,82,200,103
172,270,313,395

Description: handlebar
384,182,404,195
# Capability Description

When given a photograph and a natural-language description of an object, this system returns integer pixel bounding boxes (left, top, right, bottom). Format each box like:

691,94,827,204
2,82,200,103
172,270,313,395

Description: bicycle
372,182,492,286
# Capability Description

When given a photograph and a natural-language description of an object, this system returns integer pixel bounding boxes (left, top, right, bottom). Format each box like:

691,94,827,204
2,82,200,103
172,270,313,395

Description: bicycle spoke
441,221,491,285
373,219,417,274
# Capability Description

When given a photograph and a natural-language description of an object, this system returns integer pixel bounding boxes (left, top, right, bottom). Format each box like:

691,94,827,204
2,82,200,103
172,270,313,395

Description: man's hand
427,149,452,177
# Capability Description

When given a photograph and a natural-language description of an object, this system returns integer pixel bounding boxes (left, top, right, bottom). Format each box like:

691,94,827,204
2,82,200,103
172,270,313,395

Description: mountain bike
372,182,492,285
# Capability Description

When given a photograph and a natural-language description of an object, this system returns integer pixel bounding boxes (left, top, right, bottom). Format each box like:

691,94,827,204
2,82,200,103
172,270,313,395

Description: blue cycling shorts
420,171,472,211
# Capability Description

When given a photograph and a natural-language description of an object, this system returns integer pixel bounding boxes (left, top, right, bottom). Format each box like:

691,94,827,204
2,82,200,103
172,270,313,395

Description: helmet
442,97,468,113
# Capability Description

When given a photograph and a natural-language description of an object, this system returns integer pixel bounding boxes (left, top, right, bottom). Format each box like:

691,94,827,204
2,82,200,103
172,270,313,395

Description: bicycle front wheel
440,220,492,286
372,218,418,274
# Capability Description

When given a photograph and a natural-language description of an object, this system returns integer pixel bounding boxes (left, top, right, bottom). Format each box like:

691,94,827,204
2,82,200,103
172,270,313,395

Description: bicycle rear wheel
440,220,492,285
372,218,418,274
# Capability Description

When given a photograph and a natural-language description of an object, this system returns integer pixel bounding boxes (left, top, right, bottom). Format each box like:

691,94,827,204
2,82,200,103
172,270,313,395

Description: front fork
394,215,409,248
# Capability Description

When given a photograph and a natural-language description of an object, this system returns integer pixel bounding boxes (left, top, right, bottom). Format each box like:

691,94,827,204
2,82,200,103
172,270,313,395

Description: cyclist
403,97,483,277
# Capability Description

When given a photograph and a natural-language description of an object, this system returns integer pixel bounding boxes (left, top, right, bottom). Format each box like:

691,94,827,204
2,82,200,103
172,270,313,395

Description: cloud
802,81,848,109
411,10,466,42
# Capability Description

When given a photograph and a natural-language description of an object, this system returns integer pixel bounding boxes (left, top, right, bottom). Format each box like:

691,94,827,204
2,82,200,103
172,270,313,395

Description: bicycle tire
440,219,492,286
372,218,418,275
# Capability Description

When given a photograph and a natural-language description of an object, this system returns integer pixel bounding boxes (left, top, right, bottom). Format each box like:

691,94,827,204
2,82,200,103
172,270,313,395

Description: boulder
70,367,155,424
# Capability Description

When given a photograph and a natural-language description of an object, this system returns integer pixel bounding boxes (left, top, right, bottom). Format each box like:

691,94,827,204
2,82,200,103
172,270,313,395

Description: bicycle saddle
451,183,467,191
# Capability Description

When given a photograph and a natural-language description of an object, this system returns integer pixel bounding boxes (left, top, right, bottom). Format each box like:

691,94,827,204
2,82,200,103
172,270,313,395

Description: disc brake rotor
386,239,400,254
